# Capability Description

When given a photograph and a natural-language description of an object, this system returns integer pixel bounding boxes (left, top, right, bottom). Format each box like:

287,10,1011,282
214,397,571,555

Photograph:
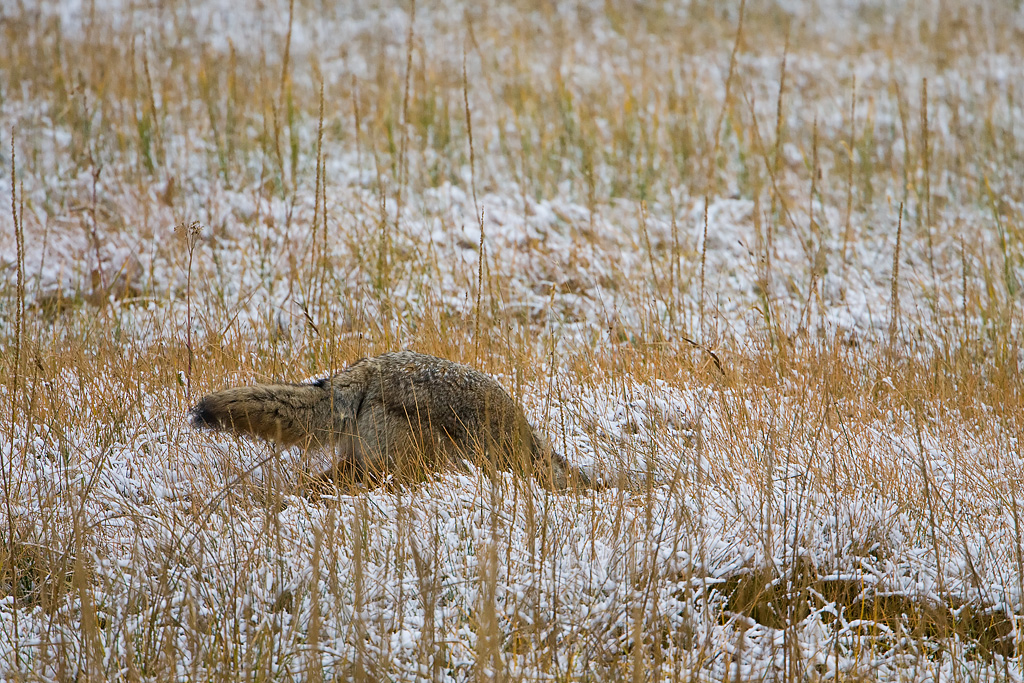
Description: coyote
190,351,587,492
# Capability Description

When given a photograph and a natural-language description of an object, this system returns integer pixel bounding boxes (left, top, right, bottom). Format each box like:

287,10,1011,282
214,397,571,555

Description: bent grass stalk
1,3,1021,679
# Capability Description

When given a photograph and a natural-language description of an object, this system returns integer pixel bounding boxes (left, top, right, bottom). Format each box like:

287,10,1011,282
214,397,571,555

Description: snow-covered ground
3,366,1021,679
2,0,1023,679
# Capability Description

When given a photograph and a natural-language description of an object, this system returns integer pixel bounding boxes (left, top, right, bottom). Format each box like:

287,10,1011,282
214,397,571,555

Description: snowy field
2,0,1024,680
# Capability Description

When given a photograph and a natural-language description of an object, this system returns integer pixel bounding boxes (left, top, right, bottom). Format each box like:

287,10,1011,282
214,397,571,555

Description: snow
2,0,1024,679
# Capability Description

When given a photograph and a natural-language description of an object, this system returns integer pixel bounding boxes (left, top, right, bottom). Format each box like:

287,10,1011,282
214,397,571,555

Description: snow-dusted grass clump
2,0,1023,680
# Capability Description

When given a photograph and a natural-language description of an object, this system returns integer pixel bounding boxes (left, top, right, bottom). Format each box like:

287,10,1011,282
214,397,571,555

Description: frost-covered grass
2,0,1024,680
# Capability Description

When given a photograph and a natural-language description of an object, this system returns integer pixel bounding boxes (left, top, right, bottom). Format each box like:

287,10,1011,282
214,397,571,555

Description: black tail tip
189,397,219,430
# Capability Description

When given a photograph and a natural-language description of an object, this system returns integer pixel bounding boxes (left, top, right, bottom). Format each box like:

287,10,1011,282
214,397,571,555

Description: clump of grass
2,0,1023,679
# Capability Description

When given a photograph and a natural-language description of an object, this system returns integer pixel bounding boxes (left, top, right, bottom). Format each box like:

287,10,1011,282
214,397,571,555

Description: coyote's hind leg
296,434,365,497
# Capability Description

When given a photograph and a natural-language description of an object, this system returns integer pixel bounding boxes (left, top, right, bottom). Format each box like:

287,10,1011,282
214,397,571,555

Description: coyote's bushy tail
190,382,332,449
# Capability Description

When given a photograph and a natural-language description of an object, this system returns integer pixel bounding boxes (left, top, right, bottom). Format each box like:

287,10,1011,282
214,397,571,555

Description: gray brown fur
191,351,585,491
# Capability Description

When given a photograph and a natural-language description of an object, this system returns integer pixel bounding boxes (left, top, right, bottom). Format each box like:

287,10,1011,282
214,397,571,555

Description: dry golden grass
2,0,1023,680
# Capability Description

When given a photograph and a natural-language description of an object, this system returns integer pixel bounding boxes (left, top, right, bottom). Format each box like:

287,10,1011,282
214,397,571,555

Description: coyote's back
191,351,581,491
